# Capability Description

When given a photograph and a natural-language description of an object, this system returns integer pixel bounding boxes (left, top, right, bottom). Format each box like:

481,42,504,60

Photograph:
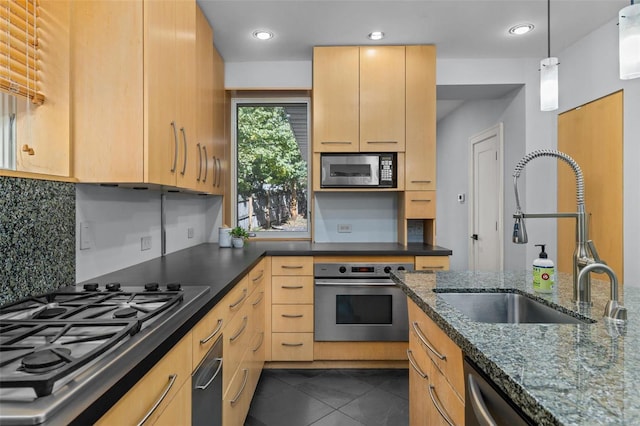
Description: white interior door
469,123,504,271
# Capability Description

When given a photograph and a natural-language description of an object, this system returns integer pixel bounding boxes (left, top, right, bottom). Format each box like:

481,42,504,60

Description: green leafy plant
229,226,249,240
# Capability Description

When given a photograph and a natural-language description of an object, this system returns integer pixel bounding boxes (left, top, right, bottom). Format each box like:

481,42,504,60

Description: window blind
0,0,44,104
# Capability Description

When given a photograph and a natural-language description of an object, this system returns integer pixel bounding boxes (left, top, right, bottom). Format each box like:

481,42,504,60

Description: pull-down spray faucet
512,149,602,304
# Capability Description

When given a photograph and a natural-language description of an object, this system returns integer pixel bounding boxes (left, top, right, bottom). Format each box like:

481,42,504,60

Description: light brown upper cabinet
72,0,215,193
195,6,214,193
313,46,406,153
405,45,436,191
210,45,226,195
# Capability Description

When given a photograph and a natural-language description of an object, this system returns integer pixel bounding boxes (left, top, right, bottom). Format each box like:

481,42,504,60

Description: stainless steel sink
435,291,594,324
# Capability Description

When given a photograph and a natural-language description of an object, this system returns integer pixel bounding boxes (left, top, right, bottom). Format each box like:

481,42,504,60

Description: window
231,98,310,239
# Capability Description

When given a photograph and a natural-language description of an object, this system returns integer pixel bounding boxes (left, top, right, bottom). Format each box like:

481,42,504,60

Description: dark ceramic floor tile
309,411,366,426
340,369,406,387
247,385,334,426
338,388,409,426
377,371,409,400
270,368,327,386
251,374,290,400
244,414,268,426
295,370,374,408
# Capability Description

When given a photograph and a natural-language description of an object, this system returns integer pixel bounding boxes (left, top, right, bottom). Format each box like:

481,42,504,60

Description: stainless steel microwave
320,153,397,188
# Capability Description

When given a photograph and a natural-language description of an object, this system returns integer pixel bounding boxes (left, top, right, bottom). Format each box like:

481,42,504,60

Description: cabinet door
210,45,226,194
312,46,359,152
145,0,178,186
406,45,436,190
175,0,198,191
360,46,405,152
195,5,214,193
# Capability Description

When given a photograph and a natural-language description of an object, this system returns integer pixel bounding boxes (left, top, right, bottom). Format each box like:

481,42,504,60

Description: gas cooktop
0,282,210,425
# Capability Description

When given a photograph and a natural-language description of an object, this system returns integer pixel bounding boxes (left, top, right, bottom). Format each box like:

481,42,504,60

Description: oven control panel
314,263,414,278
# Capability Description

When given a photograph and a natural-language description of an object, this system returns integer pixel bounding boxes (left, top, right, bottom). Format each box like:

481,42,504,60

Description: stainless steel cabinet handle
406,349,427,379
468,374,498,426
252,291,264,306
366,140,398,144
281,285,304,289
197,143,202,182
202,146,208,183
211,155,217,187
229,316,248,342
216,157,221,187
195,358,223,391
282,314,303,318
281,265,303,269
281,342,303,347
252,332,264,352
252,271,264,282
180,127,187,175
410,199,433,202
421,265,445,270
136,374,177,426
411,321,446,360
320,141,352,144
170,121,178,173
411,180,432,183
428,384,456,426
199,319,223,345
229,288,247,309
230,369,249,405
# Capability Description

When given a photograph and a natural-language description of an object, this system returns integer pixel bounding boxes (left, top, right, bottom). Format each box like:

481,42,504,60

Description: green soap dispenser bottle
533,244,555,293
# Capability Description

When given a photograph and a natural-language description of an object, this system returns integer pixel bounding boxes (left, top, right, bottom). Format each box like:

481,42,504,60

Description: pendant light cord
547,0,551,58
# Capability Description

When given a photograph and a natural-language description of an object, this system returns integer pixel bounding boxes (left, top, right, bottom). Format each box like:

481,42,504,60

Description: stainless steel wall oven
314,262,413,341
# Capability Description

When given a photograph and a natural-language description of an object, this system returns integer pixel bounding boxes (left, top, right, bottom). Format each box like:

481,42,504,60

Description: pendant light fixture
619,0,640,80
540,0,559,111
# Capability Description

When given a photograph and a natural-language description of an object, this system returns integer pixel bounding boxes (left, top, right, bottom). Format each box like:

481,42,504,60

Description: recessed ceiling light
252,30,274,40
368,31,385,41
508,24,535,35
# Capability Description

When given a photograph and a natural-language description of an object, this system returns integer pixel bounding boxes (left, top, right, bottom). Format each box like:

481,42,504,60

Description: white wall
436,89,526,271
313,193,397,243
521,17,640,284
76,185,222,282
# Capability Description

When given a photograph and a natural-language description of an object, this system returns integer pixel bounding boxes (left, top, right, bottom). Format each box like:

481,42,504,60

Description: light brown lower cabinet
408,297,464,426
96,332,193,425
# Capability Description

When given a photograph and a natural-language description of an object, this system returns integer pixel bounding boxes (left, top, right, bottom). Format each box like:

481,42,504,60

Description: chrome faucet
512,149,603,304
578,263,627,321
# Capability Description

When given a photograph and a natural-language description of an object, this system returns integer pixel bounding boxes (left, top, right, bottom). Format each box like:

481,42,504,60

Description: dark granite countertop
62,241,450,424
392,269,639,425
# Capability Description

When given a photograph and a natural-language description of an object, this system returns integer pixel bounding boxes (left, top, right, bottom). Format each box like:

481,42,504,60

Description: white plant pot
231,237,245,248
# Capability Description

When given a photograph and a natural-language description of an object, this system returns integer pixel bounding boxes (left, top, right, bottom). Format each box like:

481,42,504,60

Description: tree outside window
236,103,309,235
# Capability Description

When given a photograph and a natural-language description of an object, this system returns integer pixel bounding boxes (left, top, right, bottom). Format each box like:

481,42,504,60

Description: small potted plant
229,226,249,248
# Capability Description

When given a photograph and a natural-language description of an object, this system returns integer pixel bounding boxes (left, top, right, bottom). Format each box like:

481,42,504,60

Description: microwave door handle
315,280,397,286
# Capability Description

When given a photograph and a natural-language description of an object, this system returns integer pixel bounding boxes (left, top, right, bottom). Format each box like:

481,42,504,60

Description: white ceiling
197,0,627,117
197,0,626,62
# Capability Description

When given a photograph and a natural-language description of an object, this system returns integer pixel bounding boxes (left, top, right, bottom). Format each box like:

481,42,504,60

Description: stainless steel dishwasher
192,336,223,426
464,358,534,426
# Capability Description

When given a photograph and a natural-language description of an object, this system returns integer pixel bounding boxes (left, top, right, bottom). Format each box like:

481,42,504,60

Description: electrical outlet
187,227,194,239
79,222,92,250
337,224,352,233
141,236,152,251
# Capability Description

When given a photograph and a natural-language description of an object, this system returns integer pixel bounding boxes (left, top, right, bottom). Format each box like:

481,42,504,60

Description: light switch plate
141,236,152,251
337,224,352,233
79,222,92,250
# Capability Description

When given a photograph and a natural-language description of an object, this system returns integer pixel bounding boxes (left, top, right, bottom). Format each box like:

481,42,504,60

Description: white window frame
231,97,311,239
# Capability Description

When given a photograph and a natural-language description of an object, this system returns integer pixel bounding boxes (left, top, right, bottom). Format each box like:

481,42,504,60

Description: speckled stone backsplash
0,176,75,305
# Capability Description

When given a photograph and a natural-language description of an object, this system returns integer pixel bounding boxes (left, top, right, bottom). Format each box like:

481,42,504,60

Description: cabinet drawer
249,258,268,291
223,305,251,392
408,300,463,399
96,333,192,426
192,301,226,368
415,256,450,271
225,275,250,316
272,276,313,304
153,377,192,426
428,363,464,426
222,357,259,426
271,333,314,361
272,305,314,332
405,191,436,219
272,256,313,276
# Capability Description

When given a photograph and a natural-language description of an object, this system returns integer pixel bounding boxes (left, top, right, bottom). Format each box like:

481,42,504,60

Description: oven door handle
314,280,396,286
